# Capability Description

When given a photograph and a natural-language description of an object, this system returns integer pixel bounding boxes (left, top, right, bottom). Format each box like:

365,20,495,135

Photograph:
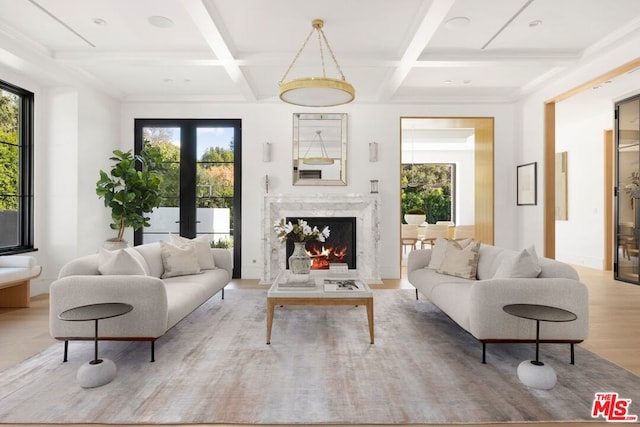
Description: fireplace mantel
262,193,381,284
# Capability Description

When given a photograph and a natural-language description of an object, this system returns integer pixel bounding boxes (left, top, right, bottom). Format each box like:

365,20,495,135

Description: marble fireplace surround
262,193,381,284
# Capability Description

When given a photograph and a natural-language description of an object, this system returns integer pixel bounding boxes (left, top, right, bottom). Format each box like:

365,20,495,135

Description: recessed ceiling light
463,80,472,84
444,16,470,30
93,17,107,26
148,16,174,28
443,80,453,84
529,19,542,27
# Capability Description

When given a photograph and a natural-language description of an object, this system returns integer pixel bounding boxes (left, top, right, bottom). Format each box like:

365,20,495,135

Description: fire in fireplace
285,216,356,269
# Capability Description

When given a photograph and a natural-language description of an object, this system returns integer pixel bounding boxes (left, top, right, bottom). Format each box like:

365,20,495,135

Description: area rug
0,289,639,424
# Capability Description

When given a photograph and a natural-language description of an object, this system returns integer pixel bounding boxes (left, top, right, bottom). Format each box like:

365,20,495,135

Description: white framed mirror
292,113,347,186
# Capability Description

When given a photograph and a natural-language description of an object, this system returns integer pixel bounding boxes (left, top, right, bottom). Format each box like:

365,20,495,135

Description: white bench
0,256,42,308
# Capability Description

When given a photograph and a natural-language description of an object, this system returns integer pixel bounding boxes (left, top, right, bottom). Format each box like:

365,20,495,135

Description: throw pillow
437,240,481,279
169,234,216,270
98,248,147,276
159,240,201,278
427,237,473,270
493,245,542,279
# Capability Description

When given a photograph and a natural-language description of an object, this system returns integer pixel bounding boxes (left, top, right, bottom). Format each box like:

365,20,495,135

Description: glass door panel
142,127,181,244
615,95,640,284
196,127,235,252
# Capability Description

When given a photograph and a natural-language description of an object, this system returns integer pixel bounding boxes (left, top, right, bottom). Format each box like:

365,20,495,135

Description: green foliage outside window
0,92,19,211
142,129,235,211
401,164,453,224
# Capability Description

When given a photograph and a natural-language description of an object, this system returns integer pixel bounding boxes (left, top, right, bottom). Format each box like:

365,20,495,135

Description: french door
134,119,241,278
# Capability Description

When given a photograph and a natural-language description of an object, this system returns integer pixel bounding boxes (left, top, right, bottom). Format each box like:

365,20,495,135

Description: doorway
399,117,494,271
134,119,242,278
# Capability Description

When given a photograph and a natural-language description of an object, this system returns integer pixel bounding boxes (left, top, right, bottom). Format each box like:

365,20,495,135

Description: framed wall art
517,162,537,206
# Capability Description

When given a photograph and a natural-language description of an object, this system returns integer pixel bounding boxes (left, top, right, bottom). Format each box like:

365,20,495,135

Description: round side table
58,302,133,388
503,303,577,390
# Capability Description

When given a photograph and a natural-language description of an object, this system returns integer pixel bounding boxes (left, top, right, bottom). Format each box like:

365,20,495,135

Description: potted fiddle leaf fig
96,147,164,248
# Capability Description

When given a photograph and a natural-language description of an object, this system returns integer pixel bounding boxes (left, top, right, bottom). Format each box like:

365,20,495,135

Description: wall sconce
370,179,379,194
369,142,378,162
263,142,271,162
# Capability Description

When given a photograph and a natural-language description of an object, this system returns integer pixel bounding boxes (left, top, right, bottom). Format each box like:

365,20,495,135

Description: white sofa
407,243,589,363
49,241,232,362
0,255,42,308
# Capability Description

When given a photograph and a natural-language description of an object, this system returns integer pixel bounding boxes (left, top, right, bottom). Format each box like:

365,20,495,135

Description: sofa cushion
163,269,229,329
125,248,151,276
427,237,472,270
409,267,472,299
160,241,201,279
98,248,146,276
169,234,216,270
476,245,511,280
437,240,480,279
493,246,541,279
133,242,164,278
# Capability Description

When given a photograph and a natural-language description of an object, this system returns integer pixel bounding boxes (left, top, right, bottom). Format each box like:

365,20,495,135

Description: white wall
518,30,640,265
121,102,518,280
555,104,610,268
36,86,119,294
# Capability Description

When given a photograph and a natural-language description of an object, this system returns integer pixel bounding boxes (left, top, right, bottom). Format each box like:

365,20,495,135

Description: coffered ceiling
1,0,639,103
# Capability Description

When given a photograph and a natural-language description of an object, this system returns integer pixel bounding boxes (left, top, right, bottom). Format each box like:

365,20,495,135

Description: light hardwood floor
1,266,639,427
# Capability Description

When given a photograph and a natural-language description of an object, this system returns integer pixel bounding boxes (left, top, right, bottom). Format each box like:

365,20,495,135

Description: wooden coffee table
266,271,374,344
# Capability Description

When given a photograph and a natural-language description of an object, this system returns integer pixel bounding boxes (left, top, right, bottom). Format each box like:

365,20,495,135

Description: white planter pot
404,214,426,225
103,239,130,251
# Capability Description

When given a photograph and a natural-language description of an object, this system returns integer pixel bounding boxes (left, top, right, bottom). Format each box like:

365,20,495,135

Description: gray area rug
0,289,639,424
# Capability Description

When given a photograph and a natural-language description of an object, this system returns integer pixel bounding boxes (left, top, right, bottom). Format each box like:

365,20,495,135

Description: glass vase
289,241,312,274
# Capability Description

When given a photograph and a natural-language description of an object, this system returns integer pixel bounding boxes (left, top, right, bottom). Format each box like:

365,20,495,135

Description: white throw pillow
159,240,201,278
437,240,480,280
427,237,473,270
493,245,542,279
98,248,147,276
169,234,216,270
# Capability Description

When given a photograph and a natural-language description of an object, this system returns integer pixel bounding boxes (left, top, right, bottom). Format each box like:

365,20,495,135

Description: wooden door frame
604,129,614,270
544,58,640,259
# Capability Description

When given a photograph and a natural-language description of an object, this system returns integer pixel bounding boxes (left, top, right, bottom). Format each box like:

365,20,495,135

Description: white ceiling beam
0,21,124,99
180,0,256,101
377,0,455,101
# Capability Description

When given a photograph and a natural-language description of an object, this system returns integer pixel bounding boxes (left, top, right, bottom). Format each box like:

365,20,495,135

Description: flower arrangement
274,218,330,243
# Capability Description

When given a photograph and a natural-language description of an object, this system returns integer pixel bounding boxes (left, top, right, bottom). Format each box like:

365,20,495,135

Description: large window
401,163,455,224
0,80,34,254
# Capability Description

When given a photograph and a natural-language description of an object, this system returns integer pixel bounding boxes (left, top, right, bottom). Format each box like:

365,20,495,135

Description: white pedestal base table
58,302,133,388
503,303,577,390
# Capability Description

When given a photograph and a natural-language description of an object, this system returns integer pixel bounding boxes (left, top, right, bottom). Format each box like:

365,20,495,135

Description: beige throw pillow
160,240,201,278
493,245,541,278
437,240,480,279
427,237,473,270
169,234,216,270
98,248,147,276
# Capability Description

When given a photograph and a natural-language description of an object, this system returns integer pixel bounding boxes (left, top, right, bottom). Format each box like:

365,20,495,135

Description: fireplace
285,217,356,269
262,193,381,284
